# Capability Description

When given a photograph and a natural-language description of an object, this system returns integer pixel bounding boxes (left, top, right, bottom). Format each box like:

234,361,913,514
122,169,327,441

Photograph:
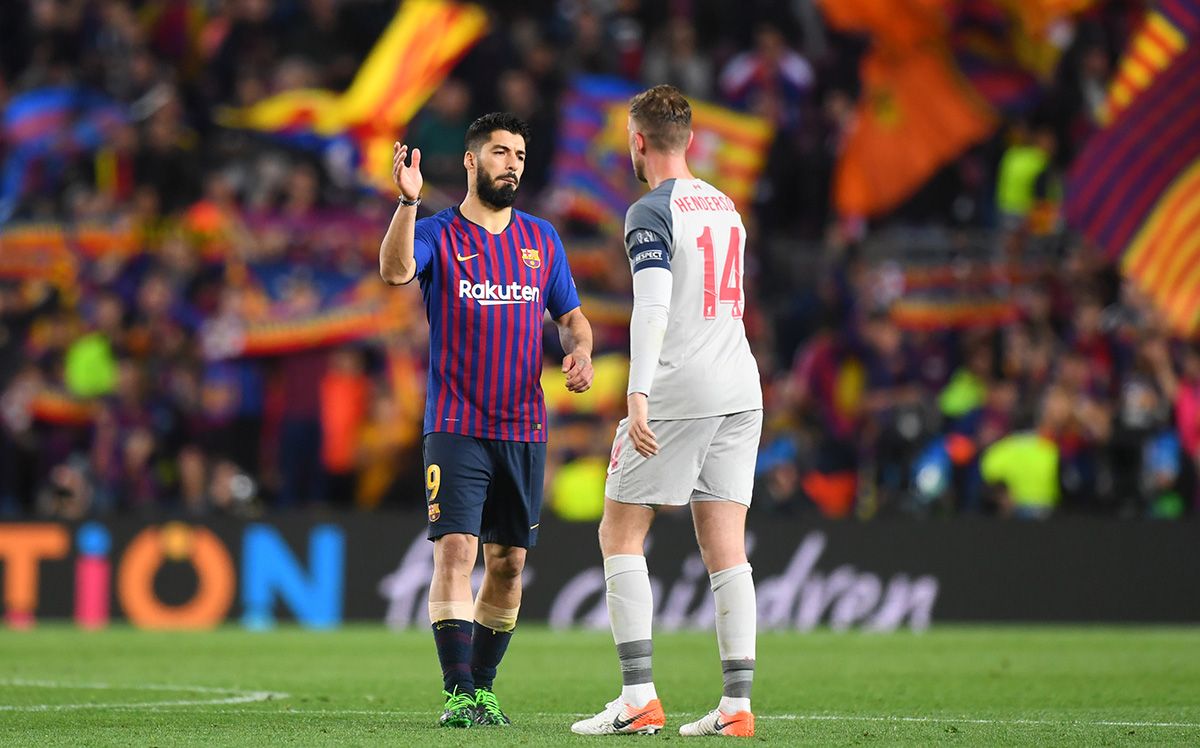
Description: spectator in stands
0,364,40,516
406,79,473,192
996,124,1057,230
282,0,358,89
547,454,607,522
133,91,199,213
859,310,924,509
939,341,993,431
719,25,814,132
355,386,408,510
1053,348,1113,511
981,386,1070,519
184,169,255,260
37,455,97,521
63,315,119,401
562,5,620,77
1069,292,1115,395
642,18,713,100
1176,344,1200,511
1111,336,1177,514
497,69,555,199
275,276,327,507
320,347,369,507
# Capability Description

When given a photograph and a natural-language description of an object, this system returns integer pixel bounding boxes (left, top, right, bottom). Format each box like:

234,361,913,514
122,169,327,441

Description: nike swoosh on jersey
612,709,651,730
455,251,479,261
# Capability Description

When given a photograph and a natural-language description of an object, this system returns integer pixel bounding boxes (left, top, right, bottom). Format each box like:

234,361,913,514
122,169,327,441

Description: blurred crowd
2,0,1195,521
765,244,1200,521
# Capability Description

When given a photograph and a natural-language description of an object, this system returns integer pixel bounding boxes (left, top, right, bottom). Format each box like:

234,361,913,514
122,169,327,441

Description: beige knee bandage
474,598,520,632
428,600,474,624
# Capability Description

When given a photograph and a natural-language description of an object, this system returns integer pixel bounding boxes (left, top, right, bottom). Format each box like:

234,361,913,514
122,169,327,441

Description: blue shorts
423,432,546,548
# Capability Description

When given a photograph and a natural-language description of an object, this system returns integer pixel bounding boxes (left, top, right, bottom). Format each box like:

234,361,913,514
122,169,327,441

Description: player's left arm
555,306,593,393
545,225,593,393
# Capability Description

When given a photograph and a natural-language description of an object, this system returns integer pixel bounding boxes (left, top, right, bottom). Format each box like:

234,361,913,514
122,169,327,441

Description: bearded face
475,161,519,209
469,130,525,209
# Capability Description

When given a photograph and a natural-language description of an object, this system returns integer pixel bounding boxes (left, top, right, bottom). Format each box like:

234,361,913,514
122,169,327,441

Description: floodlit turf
2,625,1199,746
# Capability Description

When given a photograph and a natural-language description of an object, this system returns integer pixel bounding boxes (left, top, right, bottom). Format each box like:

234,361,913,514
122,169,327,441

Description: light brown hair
628,84,692,152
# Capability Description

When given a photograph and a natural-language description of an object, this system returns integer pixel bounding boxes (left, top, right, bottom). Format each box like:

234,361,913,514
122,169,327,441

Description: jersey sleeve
624,186,675,262
413,218,439,280
545,226,582,318
626,228,671,273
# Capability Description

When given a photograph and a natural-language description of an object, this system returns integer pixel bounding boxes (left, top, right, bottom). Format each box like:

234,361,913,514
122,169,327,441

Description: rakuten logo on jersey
458,280,541,306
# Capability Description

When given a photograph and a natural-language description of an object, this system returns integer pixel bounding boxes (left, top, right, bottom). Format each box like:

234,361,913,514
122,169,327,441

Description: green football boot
473,687,512,726
439,688,475,728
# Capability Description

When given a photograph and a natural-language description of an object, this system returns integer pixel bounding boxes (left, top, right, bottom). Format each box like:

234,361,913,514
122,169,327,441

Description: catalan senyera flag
1066,36,1200,335
219,0,488,191
1097,0,1200,125
551,76,773,231
833,46,996,217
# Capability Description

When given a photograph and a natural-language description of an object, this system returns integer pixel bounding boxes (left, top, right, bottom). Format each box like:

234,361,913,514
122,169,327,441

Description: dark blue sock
432,619,474,694
470,621,513,690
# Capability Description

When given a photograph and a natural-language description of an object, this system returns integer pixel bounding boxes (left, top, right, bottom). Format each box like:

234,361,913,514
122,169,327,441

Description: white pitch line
95,706,1199,730
0,678,287,711
2,685,1196,731
759,714,1200,729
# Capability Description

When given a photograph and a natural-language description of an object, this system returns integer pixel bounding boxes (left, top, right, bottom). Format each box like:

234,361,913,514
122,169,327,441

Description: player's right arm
623,194,675,458
379,142,424,285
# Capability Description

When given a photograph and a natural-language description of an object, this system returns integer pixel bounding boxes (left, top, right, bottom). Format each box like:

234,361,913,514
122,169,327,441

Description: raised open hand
392,142,423,200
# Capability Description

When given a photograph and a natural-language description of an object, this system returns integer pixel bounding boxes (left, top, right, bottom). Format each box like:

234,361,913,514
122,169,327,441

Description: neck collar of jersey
453,203,515,235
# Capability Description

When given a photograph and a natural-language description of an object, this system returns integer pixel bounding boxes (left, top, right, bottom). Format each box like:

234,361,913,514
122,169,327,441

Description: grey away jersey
624,178,763,419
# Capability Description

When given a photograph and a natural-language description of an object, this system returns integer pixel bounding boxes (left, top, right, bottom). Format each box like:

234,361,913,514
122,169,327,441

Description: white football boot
678,708,755,737
570,696,666,735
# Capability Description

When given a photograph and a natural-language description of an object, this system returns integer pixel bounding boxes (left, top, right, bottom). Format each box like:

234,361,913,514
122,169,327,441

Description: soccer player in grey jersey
571,86,762,738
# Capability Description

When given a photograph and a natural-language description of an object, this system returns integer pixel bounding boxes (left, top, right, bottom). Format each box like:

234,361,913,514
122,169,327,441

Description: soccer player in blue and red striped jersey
379,113,594,729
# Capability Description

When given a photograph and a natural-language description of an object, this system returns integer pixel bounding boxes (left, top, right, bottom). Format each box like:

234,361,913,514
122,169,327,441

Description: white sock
711,563,755,713
622,682,657,706
719,696,751,714
604,554,657,705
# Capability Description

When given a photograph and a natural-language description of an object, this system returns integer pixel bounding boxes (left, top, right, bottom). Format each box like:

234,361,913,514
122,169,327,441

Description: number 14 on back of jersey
697,225,743,319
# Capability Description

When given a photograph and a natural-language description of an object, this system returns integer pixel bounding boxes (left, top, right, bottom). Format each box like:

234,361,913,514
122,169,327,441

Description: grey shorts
604,410,763,507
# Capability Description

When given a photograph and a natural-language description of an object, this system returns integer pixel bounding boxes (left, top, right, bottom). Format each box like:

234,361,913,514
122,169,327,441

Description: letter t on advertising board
0,524,69,629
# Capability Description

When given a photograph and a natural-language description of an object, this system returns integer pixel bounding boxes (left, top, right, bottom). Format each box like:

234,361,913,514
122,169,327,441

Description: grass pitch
1,625,1198,746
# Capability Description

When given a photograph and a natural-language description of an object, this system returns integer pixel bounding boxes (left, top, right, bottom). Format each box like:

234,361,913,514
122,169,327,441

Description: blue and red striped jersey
411,206,581,442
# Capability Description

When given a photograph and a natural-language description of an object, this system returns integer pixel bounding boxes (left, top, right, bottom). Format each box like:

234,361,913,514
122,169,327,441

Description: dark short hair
628,84,692,152
465,112,530,153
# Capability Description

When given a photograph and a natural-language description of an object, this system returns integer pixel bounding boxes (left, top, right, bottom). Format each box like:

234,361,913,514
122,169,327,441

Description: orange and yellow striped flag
1066,8,1200,337
220,1,488,191
1098,0,1200,125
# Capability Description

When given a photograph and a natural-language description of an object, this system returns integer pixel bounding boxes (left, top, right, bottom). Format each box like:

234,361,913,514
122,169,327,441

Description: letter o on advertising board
117,523,235,629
